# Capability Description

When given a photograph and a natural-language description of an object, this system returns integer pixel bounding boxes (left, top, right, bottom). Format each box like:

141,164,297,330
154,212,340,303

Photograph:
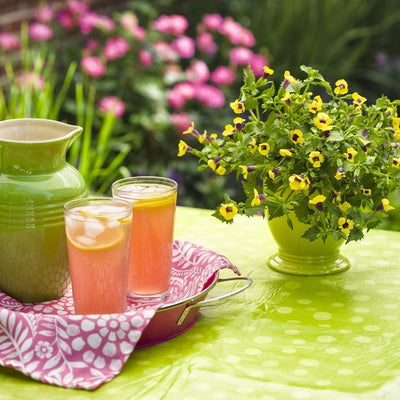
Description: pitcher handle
177,276,252,326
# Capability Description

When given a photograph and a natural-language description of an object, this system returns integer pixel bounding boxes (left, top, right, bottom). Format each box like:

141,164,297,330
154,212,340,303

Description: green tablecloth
1,206,400,399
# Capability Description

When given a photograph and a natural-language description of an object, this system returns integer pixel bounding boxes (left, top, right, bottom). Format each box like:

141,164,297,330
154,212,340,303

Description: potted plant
178,65,400,275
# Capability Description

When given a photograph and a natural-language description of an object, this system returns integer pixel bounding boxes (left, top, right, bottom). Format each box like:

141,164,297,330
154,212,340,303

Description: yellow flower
240,165,248,179
308,95,322,114
352,92,367,108
216,165,226,175
177,140,190,157
289,174,310,191
360,188,371,195
223,124,235,136
251,188,261,206
230,99,245,114
393,117,400,130
338,201,351,212
309,195,326,211
334,79,348,95
314,112,333,131
290,129,305,144
207,159,217,171
263,66,274,77
219,203,238,220
282,91,291,106
334,166,346,180
381,198,394,212
183,122,195,135
308,150,324,167
344,147,357,163
282,70,298,88
279,149,293,157
258,142,270,155
393,158,400,168
338,217,354,235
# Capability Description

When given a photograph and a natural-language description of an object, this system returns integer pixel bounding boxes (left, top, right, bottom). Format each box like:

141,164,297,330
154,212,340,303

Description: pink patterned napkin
0,240,239,390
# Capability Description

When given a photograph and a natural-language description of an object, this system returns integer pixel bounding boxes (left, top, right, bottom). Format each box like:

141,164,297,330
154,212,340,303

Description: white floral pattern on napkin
0,240,239,389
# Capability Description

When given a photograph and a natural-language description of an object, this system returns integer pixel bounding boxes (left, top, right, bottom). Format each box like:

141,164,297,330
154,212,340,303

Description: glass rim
64,196,132,219
111,176,178,199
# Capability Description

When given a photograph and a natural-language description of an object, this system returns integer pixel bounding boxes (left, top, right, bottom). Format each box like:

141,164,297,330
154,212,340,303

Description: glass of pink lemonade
64,197,132,314
112,176,178,302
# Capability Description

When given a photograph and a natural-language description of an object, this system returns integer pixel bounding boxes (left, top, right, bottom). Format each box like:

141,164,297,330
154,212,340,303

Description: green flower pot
267,214,350,276
0,118,87,302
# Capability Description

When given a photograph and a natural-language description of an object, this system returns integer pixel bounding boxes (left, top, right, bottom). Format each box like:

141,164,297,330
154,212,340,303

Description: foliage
180,65,400,243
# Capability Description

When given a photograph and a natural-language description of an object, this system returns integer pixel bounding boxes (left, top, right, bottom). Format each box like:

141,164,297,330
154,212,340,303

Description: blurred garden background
1,0,400,226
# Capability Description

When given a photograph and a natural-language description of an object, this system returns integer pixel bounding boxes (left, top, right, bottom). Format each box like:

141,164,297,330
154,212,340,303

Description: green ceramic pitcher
0,118,87,303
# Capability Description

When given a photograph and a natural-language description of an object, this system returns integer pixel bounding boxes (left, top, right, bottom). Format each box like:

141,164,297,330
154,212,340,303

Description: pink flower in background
103,37,130,61
202,14,223,31
229,47,253,66
66,0,89,14
99,96,125,118
220,18,243,45
211,66,236,86
29,23,53,41
133,26,146,41
81,56,106,77
120,11,138,34
85,39,99,52
240,28,256,47
250,53,269,76
173,82,196,100
196,32,217,55
78,12,115,35
139,49,153,67
57,10,75,30
195,84,225,108
153,41,178,63
171,112,191,134
167,89,186,109
172,36,195,58
34,6,54,23
152,15,188,36
18,72,45,90
186,60,210,83
0,33,20,51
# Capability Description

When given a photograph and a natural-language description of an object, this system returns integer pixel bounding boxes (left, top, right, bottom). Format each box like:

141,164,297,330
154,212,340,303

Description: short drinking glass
64,197,132,314
112,176,178,302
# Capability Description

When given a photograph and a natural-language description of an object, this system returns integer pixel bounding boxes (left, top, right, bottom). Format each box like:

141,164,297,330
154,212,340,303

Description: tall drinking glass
64,197,132,314
112,176,178,302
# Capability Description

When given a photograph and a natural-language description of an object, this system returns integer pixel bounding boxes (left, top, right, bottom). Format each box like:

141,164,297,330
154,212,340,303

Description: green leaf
301,225,320,242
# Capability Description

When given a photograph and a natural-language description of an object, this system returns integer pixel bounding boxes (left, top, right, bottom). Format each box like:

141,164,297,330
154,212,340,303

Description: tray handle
177,276,252,326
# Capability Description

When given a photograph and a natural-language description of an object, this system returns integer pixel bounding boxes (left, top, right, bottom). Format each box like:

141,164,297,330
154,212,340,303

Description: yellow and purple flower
282,91,291,107
268,167,280,180
360,188,371,195
309,194,326,212
219,203,238,220
290,129,305,144
258,142,271,155
335,166,346,180
207,156,222,171
216,165,226,175
282,70,298,89
393,158,400,168
308,95,322,114
263,66,274,79
289,174,310,191
230,99,245,114
344,147,357,163
308,150,324,167
334,79,348,95
251,188,268,206
352,92,367,108
177,140,192,157
313,112,333,134
240,165,256,180
234,117,246,131
338,217,354,235
377,198,394,212
223,124,235,137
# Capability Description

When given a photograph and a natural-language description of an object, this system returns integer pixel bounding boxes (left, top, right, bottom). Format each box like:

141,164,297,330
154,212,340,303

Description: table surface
1,206,400,400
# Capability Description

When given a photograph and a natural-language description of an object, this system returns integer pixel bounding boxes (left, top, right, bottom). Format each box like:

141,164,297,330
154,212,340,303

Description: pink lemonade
112,179,177,300
64,203,131,314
